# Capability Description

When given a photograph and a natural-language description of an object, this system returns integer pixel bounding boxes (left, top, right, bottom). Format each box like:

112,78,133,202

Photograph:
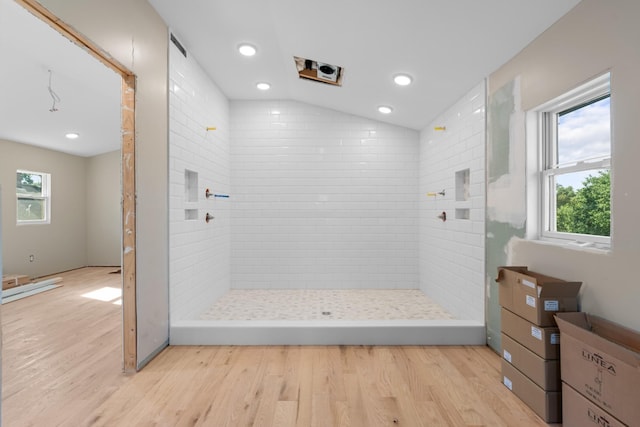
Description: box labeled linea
501,333,560,391
561,382,626,427
497,266,581,326
501,308,560,359
555,312,640,427
501,360,562,423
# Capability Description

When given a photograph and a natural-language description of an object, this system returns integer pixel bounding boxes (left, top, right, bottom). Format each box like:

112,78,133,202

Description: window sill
17,221,50,226
533,237,611,255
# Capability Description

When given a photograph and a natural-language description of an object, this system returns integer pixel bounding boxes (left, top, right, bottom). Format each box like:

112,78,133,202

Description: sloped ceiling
149,0,581,130
0,0,581,157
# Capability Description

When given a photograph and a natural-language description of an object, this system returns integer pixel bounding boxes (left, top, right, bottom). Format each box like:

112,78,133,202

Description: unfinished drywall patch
485,78,527,352
487,77,526,227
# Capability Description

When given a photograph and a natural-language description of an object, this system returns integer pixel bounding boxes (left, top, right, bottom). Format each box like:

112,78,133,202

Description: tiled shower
168,39,486,344
230,100,420,291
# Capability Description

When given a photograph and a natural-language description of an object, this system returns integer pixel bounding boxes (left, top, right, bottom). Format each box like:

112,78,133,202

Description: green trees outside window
16,170,49,223
556,170,610,236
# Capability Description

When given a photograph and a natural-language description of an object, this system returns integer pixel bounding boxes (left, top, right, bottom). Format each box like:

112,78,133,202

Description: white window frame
16,169,51,225
527,73,611,248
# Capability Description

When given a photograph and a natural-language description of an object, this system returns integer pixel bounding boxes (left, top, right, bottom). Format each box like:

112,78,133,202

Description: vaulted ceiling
149,0,581,130
0,0,581,156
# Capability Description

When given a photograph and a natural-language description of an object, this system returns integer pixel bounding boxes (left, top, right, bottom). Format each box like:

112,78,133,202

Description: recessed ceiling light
238,43,257,57
393,74,413,86
256,82,271,91
377,106,393,114
65,132,80,139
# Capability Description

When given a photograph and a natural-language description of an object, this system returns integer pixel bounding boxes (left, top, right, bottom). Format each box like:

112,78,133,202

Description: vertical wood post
122,75,137,372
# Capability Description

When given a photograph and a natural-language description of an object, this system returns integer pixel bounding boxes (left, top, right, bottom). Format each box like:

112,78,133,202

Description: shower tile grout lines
200,289,454,321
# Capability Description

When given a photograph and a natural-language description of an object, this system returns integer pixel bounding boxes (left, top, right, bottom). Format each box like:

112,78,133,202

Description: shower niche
455,168,470,220
184,169,199,220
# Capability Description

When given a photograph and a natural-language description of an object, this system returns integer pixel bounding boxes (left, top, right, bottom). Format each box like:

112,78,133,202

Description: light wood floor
2,267,556,426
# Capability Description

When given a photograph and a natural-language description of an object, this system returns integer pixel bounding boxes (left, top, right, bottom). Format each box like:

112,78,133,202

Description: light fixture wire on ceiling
48,69,61,112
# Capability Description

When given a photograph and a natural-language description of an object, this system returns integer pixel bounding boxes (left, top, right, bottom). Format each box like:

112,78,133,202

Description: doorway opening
12,0,138,372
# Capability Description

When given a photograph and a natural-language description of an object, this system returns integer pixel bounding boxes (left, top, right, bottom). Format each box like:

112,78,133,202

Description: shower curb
169,320,486,346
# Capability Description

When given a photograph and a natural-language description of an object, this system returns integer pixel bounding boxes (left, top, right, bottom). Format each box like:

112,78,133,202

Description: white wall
86,150,121,266
419,82,486,321
1,141,121,275
0,139,87,277
168,40,231,320
489,0,640,332
0,184,3,413
230,100,419,290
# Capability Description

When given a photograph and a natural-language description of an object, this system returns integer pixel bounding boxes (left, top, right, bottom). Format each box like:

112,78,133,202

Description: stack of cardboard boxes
497,266,582,424
555,312,640,426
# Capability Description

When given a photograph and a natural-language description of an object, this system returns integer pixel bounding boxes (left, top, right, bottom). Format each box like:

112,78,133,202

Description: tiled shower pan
170,289,486,345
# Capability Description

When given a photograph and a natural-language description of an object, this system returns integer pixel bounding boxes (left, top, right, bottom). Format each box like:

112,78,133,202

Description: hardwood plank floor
3,268,557,426
2,267,127,426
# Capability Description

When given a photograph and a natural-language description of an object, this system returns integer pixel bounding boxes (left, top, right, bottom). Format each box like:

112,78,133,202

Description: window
16,170,51,224
533,73,611,247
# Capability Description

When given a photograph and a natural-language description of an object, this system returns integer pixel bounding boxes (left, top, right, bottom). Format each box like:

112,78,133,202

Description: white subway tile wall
230,101,420,290
169,42,231,320
419,81,486,322
168,42,484,323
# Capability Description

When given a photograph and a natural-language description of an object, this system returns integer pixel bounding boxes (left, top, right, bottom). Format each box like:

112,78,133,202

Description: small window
535,73,611,247
16,170,51,224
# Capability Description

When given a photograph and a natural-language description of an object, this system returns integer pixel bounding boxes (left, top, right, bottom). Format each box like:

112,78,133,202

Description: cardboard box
497,266,582,326
501,333,560,391
501,308,560,360
555,312,640,426
501,360,562,423
561,382,626,427
2,274,30,290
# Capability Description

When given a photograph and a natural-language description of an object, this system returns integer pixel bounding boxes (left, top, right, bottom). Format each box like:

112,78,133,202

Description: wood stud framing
121,74,137,373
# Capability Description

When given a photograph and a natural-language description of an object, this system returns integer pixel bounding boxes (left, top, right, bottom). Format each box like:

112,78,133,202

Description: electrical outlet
29,254,35,262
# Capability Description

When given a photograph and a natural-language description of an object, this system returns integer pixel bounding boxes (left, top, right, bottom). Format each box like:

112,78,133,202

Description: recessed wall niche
184,209,198,220
455,209,470,220
455,169,470,201
184,169,198,221
455,168,470,220
185,169,198,202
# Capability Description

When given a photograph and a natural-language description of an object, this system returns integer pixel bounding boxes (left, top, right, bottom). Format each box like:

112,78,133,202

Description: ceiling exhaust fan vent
294,56,343,86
